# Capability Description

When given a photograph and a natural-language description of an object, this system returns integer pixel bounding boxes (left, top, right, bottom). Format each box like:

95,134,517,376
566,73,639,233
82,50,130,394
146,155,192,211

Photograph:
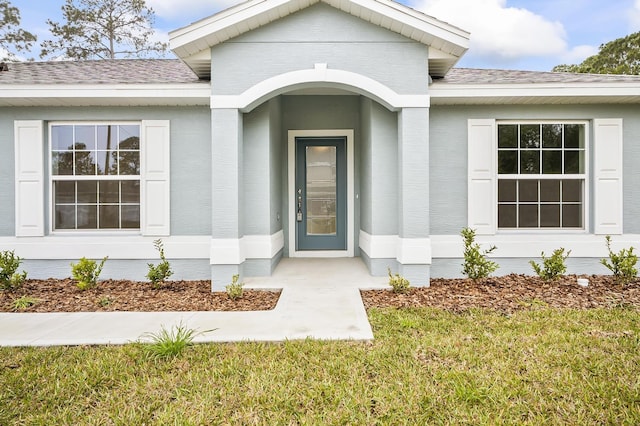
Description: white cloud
415,0,569,60
147,0,236,21
562,44,598,64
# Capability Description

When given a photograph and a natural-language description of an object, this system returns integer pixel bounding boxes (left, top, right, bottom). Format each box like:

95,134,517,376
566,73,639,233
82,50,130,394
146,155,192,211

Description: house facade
2,0,640,290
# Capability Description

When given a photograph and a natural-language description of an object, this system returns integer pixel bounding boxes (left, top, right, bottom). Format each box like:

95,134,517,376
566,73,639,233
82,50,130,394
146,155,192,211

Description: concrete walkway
0,258,389,347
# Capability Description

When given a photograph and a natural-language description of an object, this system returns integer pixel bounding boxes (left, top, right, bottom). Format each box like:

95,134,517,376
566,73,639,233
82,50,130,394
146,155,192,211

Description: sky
5,0,640,71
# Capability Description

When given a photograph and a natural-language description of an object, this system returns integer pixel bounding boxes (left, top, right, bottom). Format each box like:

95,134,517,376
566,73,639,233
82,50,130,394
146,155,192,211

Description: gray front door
295,137,347,251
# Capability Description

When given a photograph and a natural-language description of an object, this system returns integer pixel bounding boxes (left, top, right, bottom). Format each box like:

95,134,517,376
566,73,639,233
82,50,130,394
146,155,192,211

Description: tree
40,0,167,60
0,0,36,60
553,32,640,75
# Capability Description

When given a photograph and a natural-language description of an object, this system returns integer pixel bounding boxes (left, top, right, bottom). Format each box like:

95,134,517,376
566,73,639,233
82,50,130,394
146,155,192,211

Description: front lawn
1,307,639,424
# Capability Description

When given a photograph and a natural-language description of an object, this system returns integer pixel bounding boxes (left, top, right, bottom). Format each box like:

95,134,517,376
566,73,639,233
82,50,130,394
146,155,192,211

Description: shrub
461,227,498,280
225,274,244,300
0,250,27,291
601,235,638,285
530,248,570,280
387,267,410,293
12,295,39,311
71,256,108,290
146,239,173,288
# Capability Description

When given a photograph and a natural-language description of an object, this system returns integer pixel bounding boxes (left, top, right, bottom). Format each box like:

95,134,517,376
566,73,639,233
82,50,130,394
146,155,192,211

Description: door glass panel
306,146,337,235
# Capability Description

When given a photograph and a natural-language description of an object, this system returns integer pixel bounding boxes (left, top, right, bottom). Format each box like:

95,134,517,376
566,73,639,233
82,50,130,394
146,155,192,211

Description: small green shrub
97,296,114,308
0,250,27,291
601,235,638,284
12,295,39,311
530,248,570,280
461,227,499,280
71,256,107,290
225,274,244,300
387,267,410,293
146,239,173,288
142,322,200,359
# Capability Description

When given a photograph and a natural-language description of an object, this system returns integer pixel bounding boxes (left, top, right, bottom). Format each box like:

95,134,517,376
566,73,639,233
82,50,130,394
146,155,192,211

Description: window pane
99,205,120,229
498,151,517,174
540,204,560,227
542,124,562,148
121,181,140,203
520,150,540,174
99,181,120,203
540,180,560,202
519,180,538,202
121,205,140,229
519,205,538,227
52,152,73,175
75,151,96,175
77,205,97,229
96,150,117,175
119,125,140,149
520,125,540,148
51,126,73,150
55,181,75,204
562,180,582,202
498,125,518,148
562,204,582,228
542,150,562,174
55,205,75,229
498,179,517,202
498,204,517,228
564,124,584,148
96,125,117,150
77,180,97,203
118,152,140,175
564,150,584,174
74,126,96,150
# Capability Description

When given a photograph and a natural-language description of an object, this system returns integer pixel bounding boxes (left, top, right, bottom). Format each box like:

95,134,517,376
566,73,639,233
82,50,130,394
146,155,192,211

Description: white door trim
288,129,354,257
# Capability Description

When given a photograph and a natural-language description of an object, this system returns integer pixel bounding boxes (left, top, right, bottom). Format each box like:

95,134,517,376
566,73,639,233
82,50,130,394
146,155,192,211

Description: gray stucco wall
244,102,272,235
0,106,211,237
210,3,429,96
269,97,283,235
429,104,640,235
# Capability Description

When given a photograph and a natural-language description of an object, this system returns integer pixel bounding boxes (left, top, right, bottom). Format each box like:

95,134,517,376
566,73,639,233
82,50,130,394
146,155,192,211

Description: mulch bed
1,274,639,314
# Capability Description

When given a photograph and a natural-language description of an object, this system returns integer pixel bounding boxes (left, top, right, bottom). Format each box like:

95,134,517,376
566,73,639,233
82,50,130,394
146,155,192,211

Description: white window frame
48,121,142,235
495,120,590,233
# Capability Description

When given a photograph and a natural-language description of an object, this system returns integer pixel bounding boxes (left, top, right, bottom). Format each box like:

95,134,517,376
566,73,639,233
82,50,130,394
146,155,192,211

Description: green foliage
530,248,570,280
12,295,39,311
146,239,173,288
225,274,244,300
97,296,114,308
387,267,410,293
40,0,168,60
71,256,107,290
461,227,498,280
0,1,37,60
142,322,200,359
601,235,638,285
0,250,27,291
553,32,640,75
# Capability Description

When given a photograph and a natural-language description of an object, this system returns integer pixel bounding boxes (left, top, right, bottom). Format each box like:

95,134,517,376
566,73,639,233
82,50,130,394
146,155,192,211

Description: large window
50,123,141,231
497,122,586,229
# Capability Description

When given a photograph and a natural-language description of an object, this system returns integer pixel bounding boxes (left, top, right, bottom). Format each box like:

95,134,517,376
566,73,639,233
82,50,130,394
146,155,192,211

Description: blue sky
7,0,640,71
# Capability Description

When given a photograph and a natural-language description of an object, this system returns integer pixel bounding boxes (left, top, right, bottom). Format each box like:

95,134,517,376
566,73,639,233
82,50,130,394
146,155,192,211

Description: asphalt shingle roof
436,68,640,85
0,59,204,85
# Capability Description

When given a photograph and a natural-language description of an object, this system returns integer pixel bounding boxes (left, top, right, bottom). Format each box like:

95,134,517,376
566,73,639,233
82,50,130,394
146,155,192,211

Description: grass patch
1,308,639,424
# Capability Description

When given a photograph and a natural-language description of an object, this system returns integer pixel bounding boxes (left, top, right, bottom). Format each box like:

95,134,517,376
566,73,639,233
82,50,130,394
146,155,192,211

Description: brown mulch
0,279,281,313
1,274,639,314
362,274,640,314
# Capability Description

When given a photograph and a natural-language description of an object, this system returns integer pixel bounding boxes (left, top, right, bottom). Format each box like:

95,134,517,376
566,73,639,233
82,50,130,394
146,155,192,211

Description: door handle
296,189,303,222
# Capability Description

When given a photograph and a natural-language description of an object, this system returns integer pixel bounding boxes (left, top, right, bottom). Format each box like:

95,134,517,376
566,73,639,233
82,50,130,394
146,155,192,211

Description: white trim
210,231,285,265
358,231,431,264
288,129,355,258
14,120,45,237
211,66,430,112
0,235,210,259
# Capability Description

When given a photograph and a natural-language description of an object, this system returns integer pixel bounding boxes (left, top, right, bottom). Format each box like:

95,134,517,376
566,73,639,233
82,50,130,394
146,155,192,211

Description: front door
295,137,347,251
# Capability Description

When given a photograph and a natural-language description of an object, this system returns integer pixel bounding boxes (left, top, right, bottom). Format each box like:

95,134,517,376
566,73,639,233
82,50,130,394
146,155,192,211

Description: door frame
288,129,354,257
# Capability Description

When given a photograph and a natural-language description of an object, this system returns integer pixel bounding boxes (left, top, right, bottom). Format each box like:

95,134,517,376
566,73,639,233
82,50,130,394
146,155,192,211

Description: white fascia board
0,84,211,106
430,82,640,103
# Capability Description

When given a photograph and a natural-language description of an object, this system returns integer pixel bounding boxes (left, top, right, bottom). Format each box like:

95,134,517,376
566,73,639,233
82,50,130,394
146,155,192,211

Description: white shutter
468,119,497,235
594,118,623,235
14,120,44,237
140,120,171,236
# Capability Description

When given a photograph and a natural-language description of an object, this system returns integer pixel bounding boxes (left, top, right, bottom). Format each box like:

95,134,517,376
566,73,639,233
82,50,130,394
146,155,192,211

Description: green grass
1,308,639,424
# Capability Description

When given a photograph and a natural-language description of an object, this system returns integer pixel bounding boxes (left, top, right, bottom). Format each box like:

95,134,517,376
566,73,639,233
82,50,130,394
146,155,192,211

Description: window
50,123,141,231
496,122,586,229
